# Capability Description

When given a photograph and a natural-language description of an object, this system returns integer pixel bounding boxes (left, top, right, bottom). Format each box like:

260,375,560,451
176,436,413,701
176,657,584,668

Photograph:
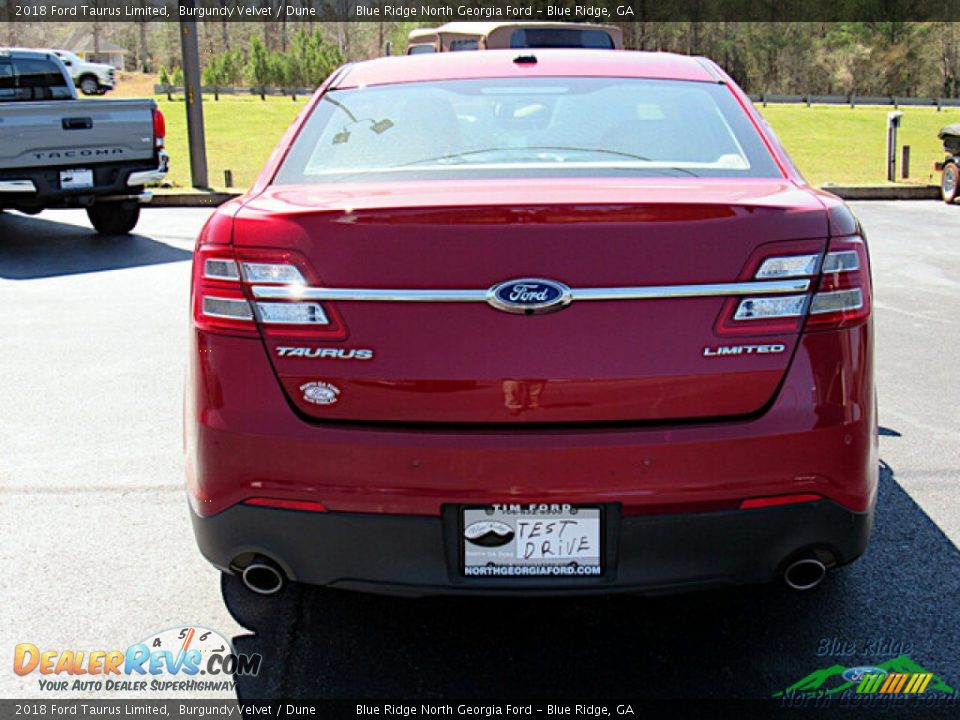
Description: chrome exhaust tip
783,557,828,591
241,561,285,596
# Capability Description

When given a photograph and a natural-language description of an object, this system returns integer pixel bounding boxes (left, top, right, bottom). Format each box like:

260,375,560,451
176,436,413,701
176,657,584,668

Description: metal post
179,12,208,189
886,111,903,182
901,146,910,179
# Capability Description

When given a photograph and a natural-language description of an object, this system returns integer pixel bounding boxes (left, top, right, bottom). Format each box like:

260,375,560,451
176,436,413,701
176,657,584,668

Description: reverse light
734,295,807,320
241,262,305,285
256,302,329,325
755,254,820,279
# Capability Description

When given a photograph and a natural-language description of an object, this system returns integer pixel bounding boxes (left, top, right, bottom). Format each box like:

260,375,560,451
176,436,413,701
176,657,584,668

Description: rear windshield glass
274,77,782,185
0,57,72,101
510,28,615,49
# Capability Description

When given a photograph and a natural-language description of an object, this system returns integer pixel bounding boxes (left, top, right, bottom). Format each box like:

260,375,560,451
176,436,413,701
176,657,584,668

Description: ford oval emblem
486,278,572,315
841,666,888,683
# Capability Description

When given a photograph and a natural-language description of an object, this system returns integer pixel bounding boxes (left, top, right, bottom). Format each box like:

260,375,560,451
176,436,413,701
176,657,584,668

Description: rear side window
275,77,782,185
0,57,72,101
510,28,615,49
448,39,480,51
0,61,14,99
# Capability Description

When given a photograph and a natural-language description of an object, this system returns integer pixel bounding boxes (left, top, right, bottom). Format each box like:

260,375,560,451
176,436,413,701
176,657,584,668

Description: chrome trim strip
0,180,37,193
254,287,489,302
572,279,810,301
252,279,811,302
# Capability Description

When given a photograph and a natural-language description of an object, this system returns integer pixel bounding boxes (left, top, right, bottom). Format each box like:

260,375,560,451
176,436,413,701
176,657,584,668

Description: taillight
192,245,347,339
716,237,871,335
193,246,256,336
152,108,165,149
804,237,871,330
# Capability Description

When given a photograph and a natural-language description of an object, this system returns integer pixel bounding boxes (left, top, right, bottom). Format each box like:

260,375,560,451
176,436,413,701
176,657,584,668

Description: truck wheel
79,76,99,95
942,162,959,204
86,202,141,235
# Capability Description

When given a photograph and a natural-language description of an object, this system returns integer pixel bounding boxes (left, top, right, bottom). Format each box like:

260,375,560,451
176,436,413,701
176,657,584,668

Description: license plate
462,504,602,578
60,168,93,190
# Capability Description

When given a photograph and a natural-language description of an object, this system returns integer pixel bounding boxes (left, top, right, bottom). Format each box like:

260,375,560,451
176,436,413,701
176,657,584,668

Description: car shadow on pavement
224,460,959,700
0,211,191,280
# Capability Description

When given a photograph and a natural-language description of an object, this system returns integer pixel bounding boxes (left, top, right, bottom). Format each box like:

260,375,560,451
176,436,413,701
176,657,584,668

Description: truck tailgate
0,99,155,170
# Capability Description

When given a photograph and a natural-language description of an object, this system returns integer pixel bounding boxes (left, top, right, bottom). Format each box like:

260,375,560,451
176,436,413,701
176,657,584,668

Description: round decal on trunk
300,381,340,405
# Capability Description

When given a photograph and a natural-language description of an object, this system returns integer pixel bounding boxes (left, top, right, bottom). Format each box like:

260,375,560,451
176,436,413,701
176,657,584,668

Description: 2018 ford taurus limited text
186,50,876,597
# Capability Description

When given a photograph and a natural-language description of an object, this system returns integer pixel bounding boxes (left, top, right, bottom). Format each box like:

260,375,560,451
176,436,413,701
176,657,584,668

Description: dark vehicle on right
936,124,960,203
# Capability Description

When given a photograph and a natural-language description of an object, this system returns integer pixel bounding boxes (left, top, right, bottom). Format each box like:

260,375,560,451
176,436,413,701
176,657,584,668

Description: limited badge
300,381,340,406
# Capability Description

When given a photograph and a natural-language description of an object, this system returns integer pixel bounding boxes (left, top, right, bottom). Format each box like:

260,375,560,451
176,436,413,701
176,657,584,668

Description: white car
49,49,115,95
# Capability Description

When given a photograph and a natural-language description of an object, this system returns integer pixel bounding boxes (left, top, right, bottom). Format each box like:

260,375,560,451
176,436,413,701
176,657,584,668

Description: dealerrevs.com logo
13,627,261,693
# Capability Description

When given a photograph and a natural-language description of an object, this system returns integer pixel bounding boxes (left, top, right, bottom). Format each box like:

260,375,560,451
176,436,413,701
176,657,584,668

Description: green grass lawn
758,103,960,186
157,94,308,189
156,95,960,189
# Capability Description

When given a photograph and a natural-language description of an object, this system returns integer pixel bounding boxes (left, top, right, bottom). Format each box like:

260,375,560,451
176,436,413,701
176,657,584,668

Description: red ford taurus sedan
186,50,876,597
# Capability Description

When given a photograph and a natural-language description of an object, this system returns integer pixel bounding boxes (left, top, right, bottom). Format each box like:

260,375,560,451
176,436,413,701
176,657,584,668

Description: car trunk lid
234,178,827,424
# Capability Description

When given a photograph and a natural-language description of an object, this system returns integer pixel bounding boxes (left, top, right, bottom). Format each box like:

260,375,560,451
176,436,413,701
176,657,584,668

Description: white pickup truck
0,48,167,234
49,49,116,95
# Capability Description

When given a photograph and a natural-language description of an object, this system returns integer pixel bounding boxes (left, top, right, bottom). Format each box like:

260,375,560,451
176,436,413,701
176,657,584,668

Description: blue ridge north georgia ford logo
486,278,573,315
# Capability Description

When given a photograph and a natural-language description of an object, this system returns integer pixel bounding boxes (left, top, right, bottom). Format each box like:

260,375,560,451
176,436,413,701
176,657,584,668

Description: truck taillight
192,246,347,339
152,108,165,149
717,237,871,335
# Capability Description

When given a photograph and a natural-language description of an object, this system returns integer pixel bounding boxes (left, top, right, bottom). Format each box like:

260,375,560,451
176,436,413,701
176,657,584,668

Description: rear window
510,28,615,49
274,77,782,185
0,57,72,101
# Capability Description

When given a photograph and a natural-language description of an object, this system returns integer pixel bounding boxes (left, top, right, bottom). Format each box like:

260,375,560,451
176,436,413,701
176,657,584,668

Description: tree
246,37,273,101
270,51,295,99
222,50,244,87
202,56,226,101
158,66,172,102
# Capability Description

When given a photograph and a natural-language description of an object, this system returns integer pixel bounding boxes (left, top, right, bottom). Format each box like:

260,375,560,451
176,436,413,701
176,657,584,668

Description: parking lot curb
149,191,242,207
821,185,941,200
146,185,942,207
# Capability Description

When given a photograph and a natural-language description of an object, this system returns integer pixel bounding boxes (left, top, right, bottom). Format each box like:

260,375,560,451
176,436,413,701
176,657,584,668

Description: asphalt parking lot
1,202,958,701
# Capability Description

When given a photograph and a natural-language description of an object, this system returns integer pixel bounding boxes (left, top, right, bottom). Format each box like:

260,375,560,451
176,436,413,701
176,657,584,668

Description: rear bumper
191,498,874,596
0,153,167,209
186,322,877,594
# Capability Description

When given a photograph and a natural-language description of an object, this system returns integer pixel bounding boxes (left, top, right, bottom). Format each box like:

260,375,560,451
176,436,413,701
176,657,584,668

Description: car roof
334,50,720,89
0,47,62,60
428,21,620,35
